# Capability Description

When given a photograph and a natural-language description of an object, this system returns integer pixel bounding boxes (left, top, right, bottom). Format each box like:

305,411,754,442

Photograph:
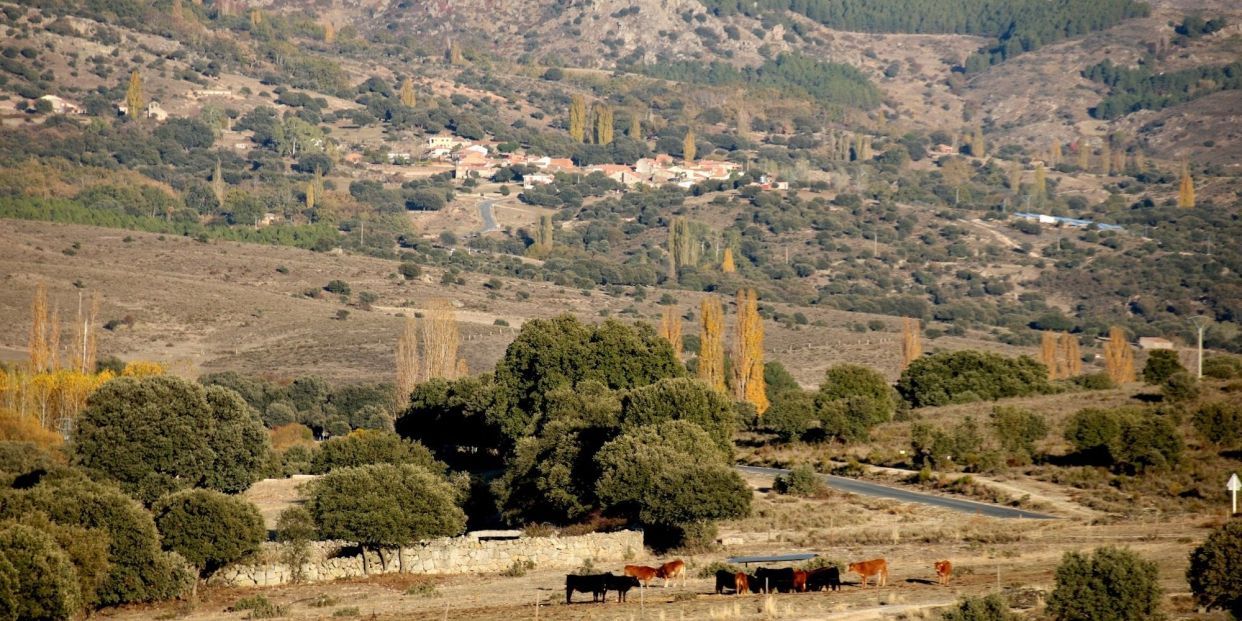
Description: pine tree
659,306,682,358
732,289,768,414
211,159,226,207
901,317,922,370
698,296,726,392
1041,331,1059,380
399,78,416,108
395,316,420,407
1059,332,1082,378
568,95,587,143
721,247,736,273
1178,163,1196,209
683,129,696,163
28,282,50,373
1104,326,1136,384
422,298,460,380
125,70,144,119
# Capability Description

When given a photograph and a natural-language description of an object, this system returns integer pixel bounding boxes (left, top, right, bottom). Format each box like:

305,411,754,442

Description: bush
896,350,1051,408
989,406,1048,464
324,279,351,295
0,522,80,621
276,506,316,583
310,430,444,474
773,464,825,497
1162,371,1200,402
620,377,735,453
1064,407,1129,463
72,376,269,502
941,593,1017,621
1142,350,1185,385
762,389,816,442
1187,519,1242,619
153,489,265,579
398,262,421,280
231,594,284,618
1074,372,1115,391
1111,414,1183,474
1193,401,1242,447
1203,356,1242,380
1046,547,1162,621
814,364,896,441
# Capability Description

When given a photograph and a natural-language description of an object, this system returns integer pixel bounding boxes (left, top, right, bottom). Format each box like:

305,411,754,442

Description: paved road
737,465,1056,520
478,201,498,233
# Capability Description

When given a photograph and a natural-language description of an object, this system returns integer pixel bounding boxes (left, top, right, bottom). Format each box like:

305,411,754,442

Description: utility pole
1189,315,1211,379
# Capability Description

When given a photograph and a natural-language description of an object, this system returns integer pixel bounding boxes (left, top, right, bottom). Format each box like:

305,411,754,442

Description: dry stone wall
215,530,644,587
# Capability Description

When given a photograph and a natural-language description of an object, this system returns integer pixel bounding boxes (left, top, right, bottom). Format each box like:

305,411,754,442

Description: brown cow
847,559,888,588
934,560,953,586
656,559,686,588
792,569,808,593
624,565,659,587
734,572,750,596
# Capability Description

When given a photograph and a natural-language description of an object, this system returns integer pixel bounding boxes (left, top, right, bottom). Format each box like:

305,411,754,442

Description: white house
38,95,82,115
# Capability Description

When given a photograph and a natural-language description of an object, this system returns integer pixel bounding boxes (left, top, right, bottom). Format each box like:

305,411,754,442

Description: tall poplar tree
1059,333,1082,378
395,316,419,406
211,159,226,207
659,306,682,358
28,282,50,373
732,288,767,414
1179,163,1196,209
1104,326,1136,384
721,247,736,273
399,78,416,108
683,129,696,162
698,296,725,392
422,298,460,380
592,103,614,145
1041,331,1059,380
125,70,144,119
569,95,587,143
901,317,922,370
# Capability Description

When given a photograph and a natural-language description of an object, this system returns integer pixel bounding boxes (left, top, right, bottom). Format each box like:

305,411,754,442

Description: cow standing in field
847,559,889,588
754,567,796,593
606,575,642,602
623,564,659,587
565,574,610,604
657,559,686,588
934,560,953,586
715,570,751,595
806,566,842,592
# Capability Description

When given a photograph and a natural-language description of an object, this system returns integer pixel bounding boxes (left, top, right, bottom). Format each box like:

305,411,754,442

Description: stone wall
215,530,644,587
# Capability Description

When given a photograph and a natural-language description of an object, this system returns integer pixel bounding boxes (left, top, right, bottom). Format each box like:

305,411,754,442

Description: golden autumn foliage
1060,332,1082,378
270,423,315,452
28,282,51,373
1179,163,1196,209
569,95,588,143
901,317,922,370
683,129,696,163
1104,326,1136,384
423,298,461,381
721,247,736,273
698,296,726,392
1041,331,1059,379
399,78,416,108
659,306,683,358
122,361,166,377
732,288,768,415
0,368,116,445
125,70,144,119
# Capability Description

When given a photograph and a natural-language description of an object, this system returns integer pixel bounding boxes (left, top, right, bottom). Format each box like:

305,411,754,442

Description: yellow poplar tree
592,103,614,146
569,95,587,143
1059,332,1082,378
1178,163,1196,209
1103,326,1136,384
395,316,420,407
1034,163,1047,201
28,283,50,373
971,126,985,158
901,317,922,370
683,129,696,163
422,298,460,380
698,296,725,392
125,70,144,119
659,306,682,358
1076,141,1089,170
1040,331,1059,380
732,288,768,414
721,247,736,273
322,20,336,44
399,78,416,108
628,113,641,139
1049,142,1062,166
1099,142,1112,175
121,361,165,377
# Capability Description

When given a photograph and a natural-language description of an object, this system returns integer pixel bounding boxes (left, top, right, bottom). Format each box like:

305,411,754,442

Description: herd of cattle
565,558,955,604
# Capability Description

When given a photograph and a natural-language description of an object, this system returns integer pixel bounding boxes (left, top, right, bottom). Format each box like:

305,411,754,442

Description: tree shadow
904,578,938,586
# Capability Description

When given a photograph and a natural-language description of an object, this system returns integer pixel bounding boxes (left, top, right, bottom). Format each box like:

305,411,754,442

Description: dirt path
964,218,1039,258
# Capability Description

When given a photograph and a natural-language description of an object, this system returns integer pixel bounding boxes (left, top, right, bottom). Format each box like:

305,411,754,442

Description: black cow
754,567,796,593
807,566,842,592
606,575,641,602
566,573,610,604
747,573,764,593
715,569,736,594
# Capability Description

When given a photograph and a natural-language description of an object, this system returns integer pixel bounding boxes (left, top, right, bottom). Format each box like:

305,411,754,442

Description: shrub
989,406,1048,464
1203,356,1241,380
773,464,825,497
324,279,351,295
1142,350,1184,385
275,506,316,583
897,350,1051,408
1064,407,1129,463
0,522,80,621
398,262,421,280
501,559,535,577
1046,547,1162,621
1074,372,1115,390
911,417,990,471
941,593,1017,621
814,364,896,441
1187,519,1242,619
153,489,265,579
762,389,816,442
1193,401,1242,447
231,594,284,618
310,430,444,474
1162,372,1200,403
1111,414,1183,474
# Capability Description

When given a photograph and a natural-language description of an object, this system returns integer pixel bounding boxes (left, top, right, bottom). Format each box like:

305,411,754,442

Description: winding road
737,465,1057,520
478,200,498,233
